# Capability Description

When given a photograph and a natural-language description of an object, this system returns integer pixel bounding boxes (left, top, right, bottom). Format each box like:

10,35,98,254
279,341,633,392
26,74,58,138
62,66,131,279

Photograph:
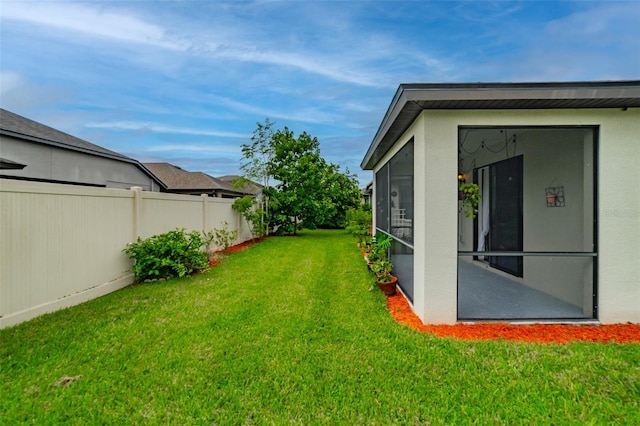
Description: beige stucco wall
380,108,639,324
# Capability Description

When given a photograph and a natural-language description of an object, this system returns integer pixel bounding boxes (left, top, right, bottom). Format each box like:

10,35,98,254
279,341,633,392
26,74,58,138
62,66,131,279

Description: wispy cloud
2,1,637,187
85,121,248,139
204,94,342,126
1,1,394,88
0,71,71,110
145,144,241,155
1,1,186,50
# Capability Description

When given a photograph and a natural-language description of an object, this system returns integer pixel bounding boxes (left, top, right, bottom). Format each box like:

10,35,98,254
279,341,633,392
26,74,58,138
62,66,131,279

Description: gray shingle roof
217,175,262,195
144,163,235,192
0,108,131,161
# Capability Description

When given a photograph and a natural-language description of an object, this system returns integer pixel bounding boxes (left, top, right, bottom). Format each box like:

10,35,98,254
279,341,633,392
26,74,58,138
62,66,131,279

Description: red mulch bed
387,292,640,344
208,237,266,267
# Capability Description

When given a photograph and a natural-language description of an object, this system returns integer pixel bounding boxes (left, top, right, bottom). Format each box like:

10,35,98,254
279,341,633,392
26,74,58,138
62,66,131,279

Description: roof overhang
361,81,640,170
0,157,27,170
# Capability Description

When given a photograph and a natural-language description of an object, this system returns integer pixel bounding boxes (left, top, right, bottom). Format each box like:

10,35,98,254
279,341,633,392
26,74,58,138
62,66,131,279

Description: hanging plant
459,183,481,218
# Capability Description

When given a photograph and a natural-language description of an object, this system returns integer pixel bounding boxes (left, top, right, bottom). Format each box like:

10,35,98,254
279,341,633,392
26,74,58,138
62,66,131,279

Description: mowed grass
1,229,639,424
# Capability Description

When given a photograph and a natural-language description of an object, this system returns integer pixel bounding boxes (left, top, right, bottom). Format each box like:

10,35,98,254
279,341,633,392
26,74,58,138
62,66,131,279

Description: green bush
345,205,372,246
232,195,266,238
205,221,240,252
123,228,208,282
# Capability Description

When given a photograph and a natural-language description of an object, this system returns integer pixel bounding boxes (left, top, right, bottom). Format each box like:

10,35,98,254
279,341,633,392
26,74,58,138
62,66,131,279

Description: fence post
131,186,142,240
236,202,242,235
202,194,209,233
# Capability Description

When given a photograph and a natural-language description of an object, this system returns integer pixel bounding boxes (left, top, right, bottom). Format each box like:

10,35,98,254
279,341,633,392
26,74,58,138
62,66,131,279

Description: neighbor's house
218,174,262,197
361,81,640,325
144,163,254,198
0,109,163,190
361,181,373,205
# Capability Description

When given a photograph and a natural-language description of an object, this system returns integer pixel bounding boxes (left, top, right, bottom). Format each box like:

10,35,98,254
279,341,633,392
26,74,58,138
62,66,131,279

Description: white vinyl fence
0,179,252,328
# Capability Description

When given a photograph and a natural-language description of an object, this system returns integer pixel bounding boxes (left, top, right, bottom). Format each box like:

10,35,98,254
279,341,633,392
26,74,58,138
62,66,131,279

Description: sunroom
361,81,640,324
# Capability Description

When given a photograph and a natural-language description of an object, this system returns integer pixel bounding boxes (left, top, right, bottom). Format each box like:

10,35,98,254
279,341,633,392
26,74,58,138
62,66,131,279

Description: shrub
232,196,266,239
123,228,208,282
205,221,240,253
345,206,372,247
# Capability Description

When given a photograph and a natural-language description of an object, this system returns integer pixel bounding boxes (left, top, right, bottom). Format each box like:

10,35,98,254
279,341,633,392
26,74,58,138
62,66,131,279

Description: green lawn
1,229,638,424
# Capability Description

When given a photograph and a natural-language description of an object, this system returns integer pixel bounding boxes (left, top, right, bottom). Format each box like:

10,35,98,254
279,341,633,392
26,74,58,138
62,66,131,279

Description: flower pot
546,194,556,205
377,274,398,296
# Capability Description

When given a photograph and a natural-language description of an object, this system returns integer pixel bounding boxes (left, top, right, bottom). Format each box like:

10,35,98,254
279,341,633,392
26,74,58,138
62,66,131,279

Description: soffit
361,81,640,170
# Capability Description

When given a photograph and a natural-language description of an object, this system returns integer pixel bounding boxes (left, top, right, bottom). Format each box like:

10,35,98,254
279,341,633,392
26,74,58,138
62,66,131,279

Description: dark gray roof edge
0,108,133,160
361,80,640,170
1,128,166,189
361,85,407,171
0,128,138,163
398,80,640,91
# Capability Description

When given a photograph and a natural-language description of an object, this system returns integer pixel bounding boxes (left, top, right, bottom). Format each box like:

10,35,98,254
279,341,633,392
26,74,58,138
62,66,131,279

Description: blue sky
1,1,639,186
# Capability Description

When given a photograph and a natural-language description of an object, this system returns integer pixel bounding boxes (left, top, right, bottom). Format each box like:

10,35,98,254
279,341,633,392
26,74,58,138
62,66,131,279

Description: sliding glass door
489,156,523,277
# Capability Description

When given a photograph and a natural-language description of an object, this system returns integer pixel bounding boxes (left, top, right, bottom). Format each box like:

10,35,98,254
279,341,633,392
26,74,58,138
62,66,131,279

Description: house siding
0,136,159,191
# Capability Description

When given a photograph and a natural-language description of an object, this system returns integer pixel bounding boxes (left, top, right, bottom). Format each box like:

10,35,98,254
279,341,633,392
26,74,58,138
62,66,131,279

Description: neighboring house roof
217,174,262,195
0,108,165,188
361,181,373,197
361,80,640,169
144,163,247,196
1,109,129,161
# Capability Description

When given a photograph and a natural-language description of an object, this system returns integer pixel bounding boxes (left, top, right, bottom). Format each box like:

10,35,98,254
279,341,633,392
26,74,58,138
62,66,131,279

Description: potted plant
366,231,392,269
371,259,397,295
372,232,392,259
459,182,481,218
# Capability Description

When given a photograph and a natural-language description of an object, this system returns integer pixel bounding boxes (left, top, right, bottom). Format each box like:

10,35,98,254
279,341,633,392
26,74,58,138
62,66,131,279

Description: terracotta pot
377,274,398,296
546,194,556,204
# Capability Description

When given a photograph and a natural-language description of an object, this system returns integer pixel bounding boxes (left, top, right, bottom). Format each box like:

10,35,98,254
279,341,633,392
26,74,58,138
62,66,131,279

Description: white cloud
0,1,400,88
145,144,241,155
85,121,248,138
214,46,389,88
1,1,186,50
205,95,341,125
0,71,70,110
0,71,22,95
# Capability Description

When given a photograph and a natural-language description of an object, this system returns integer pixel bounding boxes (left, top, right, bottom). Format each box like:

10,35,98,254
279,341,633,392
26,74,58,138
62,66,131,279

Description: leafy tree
318,164,362,228
268,127,329,234
232,195,266,239
237,119,363,235
239,118,275,233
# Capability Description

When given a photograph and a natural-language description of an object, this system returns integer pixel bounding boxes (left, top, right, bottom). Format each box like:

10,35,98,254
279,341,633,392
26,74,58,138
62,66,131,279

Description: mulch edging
208,237,267,267
387,292,640,344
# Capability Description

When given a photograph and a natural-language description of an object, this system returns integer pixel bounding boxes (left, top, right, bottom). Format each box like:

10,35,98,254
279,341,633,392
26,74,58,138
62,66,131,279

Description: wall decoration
545,186,565,207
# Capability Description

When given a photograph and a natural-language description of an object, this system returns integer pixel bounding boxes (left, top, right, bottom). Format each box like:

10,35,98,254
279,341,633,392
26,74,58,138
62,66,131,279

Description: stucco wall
0,136,159,191
382,108,639,324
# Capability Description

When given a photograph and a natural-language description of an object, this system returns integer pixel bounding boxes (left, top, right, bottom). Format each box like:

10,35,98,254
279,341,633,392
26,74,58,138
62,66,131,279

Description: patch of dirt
53,375,81,387
387,292,640,344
